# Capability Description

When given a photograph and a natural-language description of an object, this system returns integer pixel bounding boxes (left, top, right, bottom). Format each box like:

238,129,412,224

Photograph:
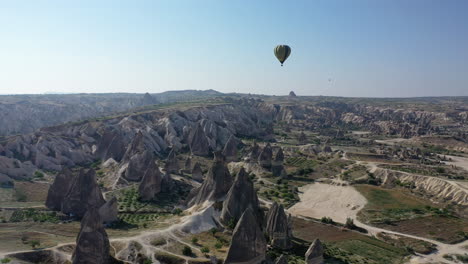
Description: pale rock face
98,197,119,224
265,202,292,250
191,162,204,181
46,168,75,211
188,153,232,207
61,169,106,218
258,143,273,169
271,148,286,178
184,156,192,172
305,239,324,264
0,156,36,181
220,168,262,226
138,162,163,201
222,135,239,162
72,207,111,264
190,123,211,156
224,208,267,264
165,148,179,174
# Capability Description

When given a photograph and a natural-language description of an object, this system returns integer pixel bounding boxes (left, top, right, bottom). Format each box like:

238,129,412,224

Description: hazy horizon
1,0,467,97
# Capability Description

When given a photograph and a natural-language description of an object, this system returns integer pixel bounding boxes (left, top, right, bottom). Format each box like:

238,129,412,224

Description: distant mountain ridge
0,90,223,136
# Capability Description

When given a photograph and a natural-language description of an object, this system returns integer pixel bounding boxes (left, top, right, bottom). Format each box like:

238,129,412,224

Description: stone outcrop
138,163,163,201
258,143,273,169
191,162,203,181
265,202,292,250
305,239,324,264
271,148,286,177
220,168,261,226
188,152,232,207
222,135,239,162
184,156,192,172
46,168,75,211
61,169,106,218
289,91,297,97
165,148,179,174
224,208,266,264
247,141,261,162
99,197,118,224
119,131,156,182
72,207,111,264
115,241,149,264
96,128,126,162
190,123,211,156
0,156,36,181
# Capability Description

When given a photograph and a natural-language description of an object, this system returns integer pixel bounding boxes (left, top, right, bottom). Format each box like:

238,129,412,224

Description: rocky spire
258,143,273,169
187,153,232,207
165,148,179,174
190,123,210,156
220,168,262,226
271,147,286,178
72,208,111,264
289,91,297,97
184,156,192,172
222,135,239,162
98,197,118,224
61,169,105,218
224,208,266,264
265,202,292,250
191,162,203,181
248,141,260,162
138,161,163,201
121,131,156,182
46,168,75,211
95,128,126,162
305,239,324,264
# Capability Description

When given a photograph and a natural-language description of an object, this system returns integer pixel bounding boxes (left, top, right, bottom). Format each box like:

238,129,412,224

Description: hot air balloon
274,45,291,66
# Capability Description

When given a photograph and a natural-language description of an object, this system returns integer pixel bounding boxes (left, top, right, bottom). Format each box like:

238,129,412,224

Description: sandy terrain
288,183,367,224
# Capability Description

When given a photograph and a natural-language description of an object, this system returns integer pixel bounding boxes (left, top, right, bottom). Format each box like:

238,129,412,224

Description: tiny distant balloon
328,78,332,82
274,45,291,66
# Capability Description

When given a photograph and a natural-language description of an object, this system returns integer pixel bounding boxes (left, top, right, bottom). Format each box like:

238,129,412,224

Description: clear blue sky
1,0,467,97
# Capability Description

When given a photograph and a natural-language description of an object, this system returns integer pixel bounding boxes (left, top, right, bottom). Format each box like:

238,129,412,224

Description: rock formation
96,129,126,162
265,202,292,250
188,152,232,207
115,241,148,264
305,239,324,264
184,156,192,172
190,123,210,156
248,141,261,162
289,91,297,97
46,168,75,211
224,208,266,264
0,156,36,181
72,207,111,264
271,148,286,177
165,148,179,174
222,135,239,162
258,143,273,169
191,162,203,181
220,168,261,226
138,163,163,201
120,131,156,182
98,196,118,224
61,169,106,218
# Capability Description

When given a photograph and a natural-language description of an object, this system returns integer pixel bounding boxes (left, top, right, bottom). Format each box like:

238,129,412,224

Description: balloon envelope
274,45,291,66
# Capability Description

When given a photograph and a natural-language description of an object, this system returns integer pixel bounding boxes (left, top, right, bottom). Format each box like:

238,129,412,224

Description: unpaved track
288,180,468,264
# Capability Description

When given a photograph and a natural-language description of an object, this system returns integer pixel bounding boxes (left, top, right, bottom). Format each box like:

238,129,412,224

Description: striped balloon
274,45,291,66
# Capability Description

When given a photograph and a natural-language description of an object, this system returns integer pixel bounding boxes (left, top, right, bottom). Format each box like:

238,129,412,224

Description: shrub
201,247,210,253
209,227,217,236
214,242,222,249
29,240,40,249
1,258,11,263
191,237,198,244
182,246,193,256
